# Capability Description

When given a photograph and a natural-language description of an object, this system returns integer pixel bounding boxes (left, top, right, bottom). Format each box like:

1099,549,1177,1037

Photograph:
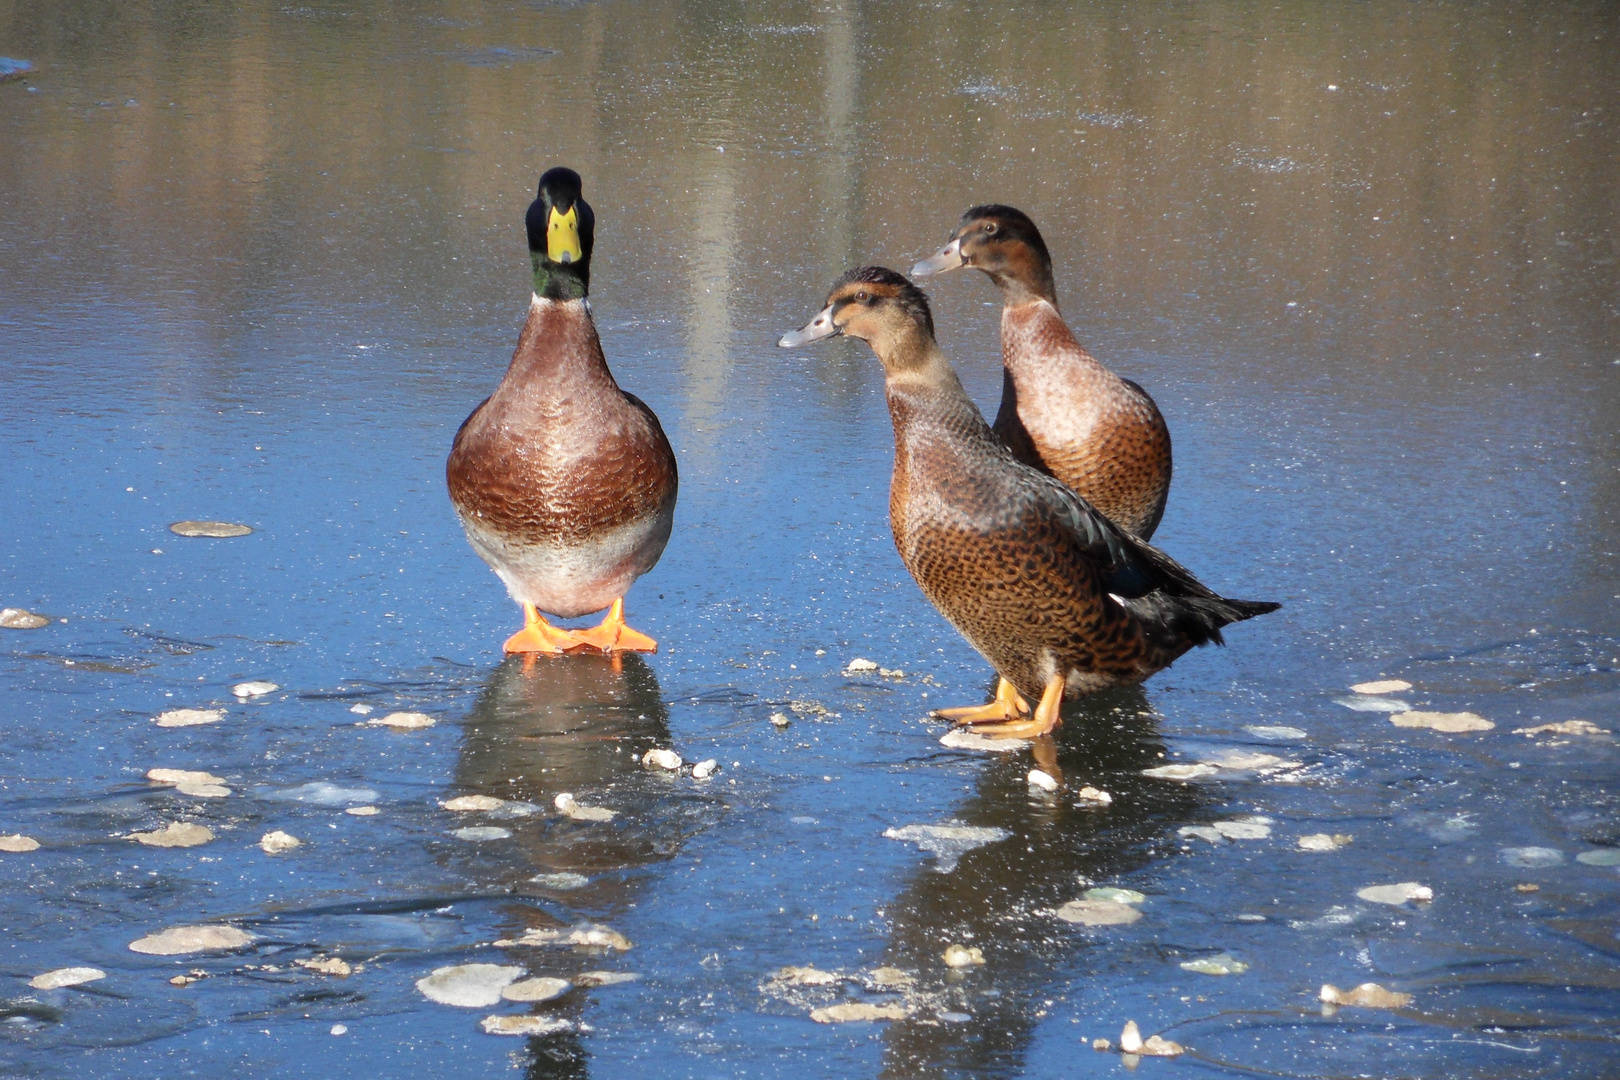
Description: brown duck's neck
505,295,616,388
999,300,1103,372
881,340,996,446
987,250,1058,308
998,277,1058,309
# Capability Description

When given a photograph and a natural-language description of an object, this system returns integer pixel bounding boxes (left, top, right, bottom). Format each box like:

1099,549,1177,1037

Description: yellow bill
546,205,582,263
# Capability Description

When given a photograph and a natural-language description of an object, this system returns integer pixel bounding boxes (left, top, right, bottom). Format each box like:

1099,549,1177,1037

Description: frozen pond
2,1,1618,1076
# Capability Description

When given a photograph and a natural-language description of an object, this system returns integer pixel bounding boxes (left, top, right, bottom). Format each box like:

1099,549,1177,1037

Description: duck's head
911,204,1055,304
778,266,936,368
525,166,595,301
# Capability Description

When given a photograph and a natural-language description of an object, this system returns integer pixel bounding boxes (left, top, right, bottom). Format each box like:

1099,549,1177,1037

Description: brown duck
780,267,1275,738
447,167,677,654
913,205,1172,540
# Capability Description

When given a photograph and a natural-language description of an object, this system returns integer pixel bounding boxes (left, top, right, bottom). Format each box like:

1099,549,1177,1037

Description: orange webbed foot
973,675,1066,740
933,678,1030,725
567,598,657,654
503,604,584,655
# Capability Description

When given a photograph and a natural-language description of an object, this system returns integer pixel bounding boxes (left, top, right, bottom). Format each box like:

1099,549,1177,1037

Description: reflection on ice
878,691,1204,1075
441,653,719,1064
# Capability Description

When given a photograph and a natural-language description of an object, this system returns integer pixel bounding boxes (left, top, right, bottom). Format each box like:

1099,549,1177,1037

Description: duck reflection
878,689,1205,1079
450,653,692,1080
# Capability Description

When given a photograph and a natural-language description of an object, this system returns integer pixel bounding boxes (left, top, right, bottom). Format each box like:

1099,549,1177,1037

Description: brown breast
446,298,677,548
996,302,1172,539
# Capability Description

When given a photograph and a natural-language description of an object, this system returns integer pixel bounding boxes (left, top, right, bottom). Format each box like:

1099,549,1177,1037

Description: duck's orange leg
933,678,1030,725
975,675,1066,740
503,603,583,655
568,598,657,654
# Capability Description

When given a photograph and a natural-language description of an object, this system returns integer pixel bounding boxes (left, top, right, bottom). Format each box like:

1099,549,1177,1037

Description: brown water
2,2,1618,1077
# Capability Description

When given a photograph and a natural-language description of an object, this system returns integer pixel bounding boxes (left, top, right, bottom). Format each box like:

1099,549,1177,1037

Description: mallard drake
913,205,1172,540
780,267,1275,738
447,167,677,654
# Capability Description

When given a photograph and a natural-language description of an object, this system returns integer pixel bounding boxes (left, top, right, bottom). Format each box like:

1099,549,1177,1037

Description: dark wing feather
1026,468,1279,643
1022,469,1162,597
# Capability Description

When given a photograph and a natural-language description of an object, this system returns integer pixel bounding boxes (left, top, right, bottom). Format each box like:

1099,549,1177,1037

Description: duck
447,167,677,654
779,267,1276,739
912,205,1173,540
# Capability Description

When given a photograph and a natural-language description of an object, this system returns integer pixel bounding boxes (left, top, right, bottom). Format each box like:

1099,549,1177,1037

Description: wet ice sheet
3,0,1620,1077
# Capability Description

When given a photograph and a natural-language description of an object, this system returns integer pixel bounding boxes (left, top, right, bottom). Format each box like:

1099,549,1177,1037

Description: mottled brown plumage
914,205,1172,540
447,168,676,653
782,267,1275,737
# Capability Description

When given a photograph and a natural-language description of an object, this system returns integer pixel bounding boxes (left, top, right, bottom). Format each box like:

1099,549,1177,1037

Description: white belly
458,508,672,619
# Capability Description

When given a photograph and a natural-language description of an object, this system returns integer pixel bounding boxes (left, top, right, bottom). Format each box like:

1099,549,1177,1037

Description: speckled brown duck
913,205,1173,540
447,167,677,654
780,267,1275,738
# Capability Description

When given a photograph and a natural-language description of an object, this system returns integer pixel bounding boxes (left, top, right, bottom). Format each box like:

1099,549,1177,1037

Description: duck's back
995,302,1172,539
447,297,676,617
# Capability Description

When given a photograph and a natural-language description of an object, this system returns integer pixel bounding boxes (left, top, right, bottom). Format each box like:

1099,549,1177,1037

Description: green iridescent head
525,167,595,300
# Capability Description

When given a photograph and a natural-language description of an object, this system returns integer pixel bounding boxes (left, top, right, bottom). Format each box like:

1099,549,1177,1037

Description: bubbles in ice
1498,846,1563,867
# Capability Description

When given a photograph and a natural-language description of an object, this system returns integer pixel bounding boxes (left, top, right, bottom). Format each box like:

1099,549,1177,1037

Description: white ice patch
883,823,1010,873
1244,725,1308,740
416,963,523,1007
1334,694,1412,713
940,728,1027,752
270,782,380,806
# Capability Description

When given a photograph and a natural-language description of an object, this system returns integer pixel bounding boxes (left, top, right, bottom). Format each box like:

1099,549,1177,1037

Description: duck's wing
621,390,674,448
450,395,493,450
1117,376,1159,409
1024,469,1166,596
1029,469,1278,639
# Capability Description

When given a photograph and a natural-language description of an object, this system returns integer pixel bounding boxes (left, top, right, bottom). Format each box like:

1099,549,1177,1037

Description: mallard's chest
446,299,675,545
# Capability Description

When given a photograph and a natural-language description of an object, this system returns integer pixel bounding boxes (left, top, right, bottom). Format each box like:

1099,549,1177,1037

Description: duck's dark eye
855,291,870,303
984,222,998,235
